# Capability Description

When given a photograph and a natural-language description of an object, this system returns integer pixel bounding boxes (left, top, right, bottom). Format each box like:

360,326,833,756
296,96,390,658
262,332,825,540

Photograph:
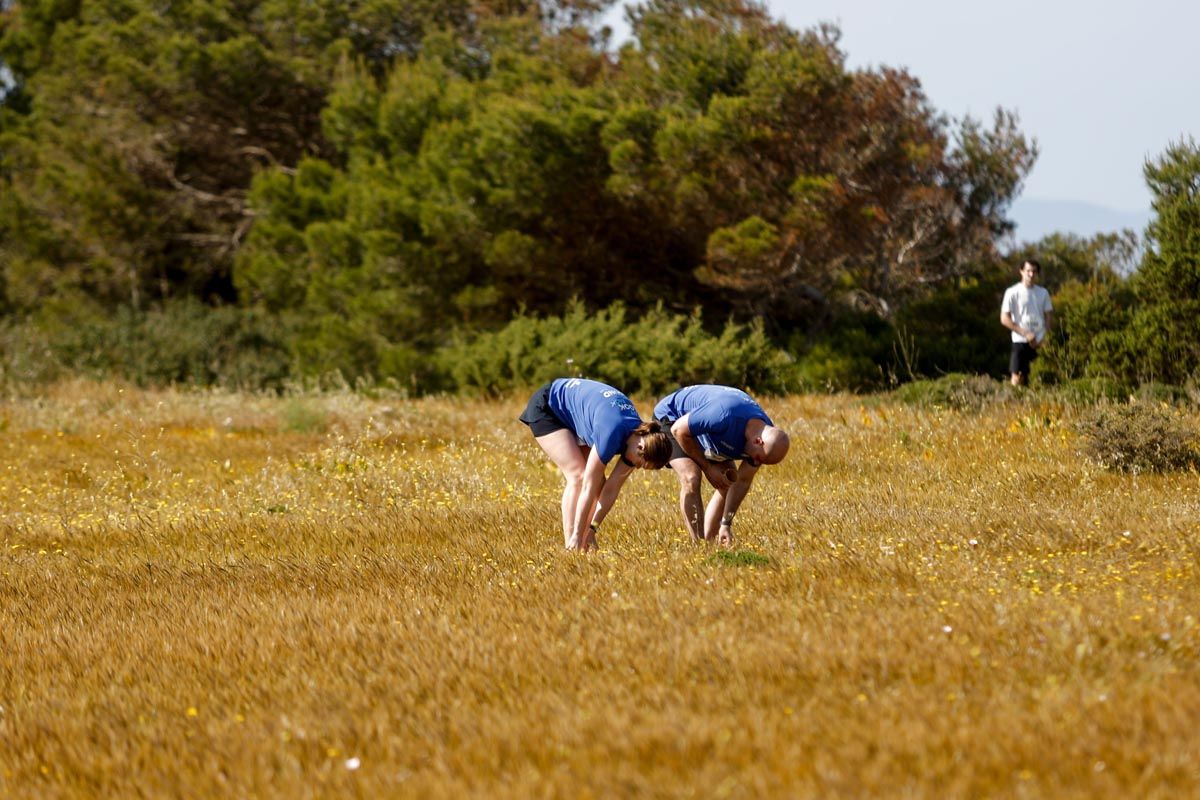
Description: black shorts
519,382,569,437
658,418,689,462
657,417,749,467
1010,342,1038,376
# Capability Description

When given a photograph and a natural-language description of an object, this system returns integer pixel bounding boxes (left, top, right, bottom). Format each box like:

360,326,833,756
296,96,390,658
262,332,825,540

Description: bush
439,301,795,397
4,300,294,390
893,373,1017,411
1135,382,1189,405
1187,376,1200,407
1076,402,1200,473
1050,376,1124,405
0,319,65,386
892,269,1013,381
789,309,893,392
1031,277,1132,386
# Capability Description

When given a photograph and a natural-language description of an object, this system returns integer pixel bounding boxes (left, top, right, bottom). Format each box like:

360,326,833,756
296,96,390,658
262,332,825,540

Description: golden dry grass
2,381,1200,798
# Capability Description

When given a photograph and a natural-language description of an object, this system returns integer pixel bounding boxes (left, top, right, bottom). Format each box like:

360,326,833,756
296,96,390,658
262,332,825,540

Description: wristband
721,515,734,527
588,522,599,531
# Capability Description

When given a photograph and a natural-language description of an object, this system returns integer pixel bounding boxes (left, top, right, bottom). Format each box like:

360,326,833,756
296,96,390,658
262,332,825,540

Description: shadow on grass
707,549,772,568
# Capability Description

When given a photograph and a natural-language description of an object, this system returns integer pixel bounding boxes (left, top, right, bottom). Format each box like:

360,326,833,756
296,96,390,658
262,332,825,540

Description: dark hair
633,420,672,469
1023,259,1041,273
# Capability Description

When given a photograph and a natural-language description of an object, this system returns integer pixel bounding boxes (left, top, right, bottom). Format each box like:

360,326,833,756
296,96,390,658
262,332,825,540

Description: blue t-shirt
547,378,641,463
654,385,771,461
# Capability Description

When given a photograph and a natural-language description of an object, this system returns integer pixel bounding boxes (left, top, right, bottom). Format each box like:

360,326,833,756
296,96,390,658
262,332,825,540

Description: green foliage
892,265,1013,380
231,0,1040,389
0,0,1060,391
1113,300,1200,387
790,310,893,391
281,399,330,433
1047,377,1124,405
0,0,348,311
1041,139,1200,390
438,301,793,396
0,315,61,385
893,373,1017,412
1010,230,1139,289
1140,138,1200,302
0,0,559,328
0,300,292,390
1076,402,1200,474
1030,276,1132,387
699,215,781,291
1134,382,1191,405
708,549,773,568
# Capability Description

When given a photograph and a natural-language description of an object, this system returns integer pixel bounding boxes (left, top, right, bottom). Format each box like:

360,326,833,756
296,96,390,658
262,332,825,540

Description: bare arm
1000,310,1035,342
1028,310,1053,349
570,448,609,550
718,461,758,524
591,458,633,530
671,416,733,492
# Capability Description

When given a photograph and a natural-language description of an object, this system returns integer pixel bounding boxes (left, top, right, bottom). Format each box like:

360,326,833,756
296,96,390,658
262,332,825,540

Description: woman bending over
520,378,671,550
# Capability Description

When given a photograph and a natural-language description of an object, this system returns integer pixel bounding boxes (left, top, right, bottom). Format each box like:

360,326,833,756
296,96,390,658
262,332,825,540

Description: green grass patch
709,549,772,568
281,399,328,433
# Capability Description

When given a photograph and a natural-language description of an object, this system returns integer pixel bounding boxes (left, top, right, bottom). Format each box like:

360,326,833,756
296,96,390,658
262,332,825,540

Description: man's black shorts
519,382,568,437
1010,342,1039,376
657,417,689,462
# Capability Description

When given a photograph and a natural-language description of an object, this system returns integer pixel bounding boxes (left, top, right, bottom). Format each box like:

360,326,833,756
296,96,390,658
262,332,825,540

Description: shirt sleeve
595,427,627,463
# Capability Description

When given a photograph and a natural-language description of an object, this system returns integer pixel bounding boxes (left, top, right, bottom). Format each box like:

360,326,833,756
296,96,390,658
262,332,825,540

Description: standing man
1000,259,1053,386
654,385,790,547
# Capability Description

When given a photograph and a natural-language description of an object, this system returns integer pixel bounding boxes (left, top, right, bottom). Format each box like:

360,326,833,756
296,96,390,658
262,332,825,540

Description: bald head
759,426,790,465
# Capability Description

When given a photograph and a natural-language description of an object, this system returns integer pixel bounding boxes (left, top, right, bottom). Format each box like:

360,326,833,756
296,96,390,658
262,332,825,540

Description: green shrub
892,270,1013,381
708,549,773,568
439,301,794,397
281,399,330,433
790,309,893,392
792,341,883,393
1030,277,1132,386
7,300,294,390
1051,376,1125,405
0,319,66,386
1187,376,1200,407
1076,402,1200,473
1135,382,1189,405
893,373,1017,411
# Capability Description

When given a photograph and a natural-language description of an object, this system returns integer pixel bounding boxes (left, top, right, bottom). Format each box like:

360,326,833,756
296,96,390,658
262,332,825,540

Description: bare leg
533,429,589,547
560,484,580,546
705,490,728,545
670,457,705,541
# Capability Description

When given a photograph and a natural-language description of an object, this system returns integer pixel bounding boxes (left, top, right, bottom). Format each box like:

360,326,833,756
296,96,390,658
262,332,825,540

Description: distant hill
1010,197,1152,244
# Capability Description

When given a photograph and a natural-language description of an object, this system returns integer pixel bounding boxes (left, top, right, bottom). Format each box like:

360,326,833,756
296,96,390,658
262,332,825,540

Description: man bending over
654,385,790,546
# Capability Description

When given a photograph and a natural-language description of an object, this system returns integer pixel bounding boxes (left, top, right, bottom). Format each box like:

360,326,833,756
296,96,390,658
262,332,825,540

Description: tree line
0,0,1196,394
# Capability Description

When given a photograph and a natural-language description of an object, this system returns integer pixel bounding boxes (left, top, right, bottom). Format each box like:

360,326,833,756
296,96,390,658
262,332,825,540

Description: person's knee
563,466,585,487
678,475,701,498
673,464,701,494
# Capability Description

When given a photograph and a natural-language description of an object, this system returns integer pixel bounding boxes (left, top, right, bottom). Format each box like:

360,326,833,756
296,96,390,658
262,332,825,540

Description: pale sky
603,1,1199,234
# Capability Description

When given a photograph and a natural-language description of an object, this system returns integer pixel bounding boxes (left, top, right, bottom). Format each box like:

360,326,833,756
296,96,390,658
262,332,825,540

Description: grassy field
2,381,1199,798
